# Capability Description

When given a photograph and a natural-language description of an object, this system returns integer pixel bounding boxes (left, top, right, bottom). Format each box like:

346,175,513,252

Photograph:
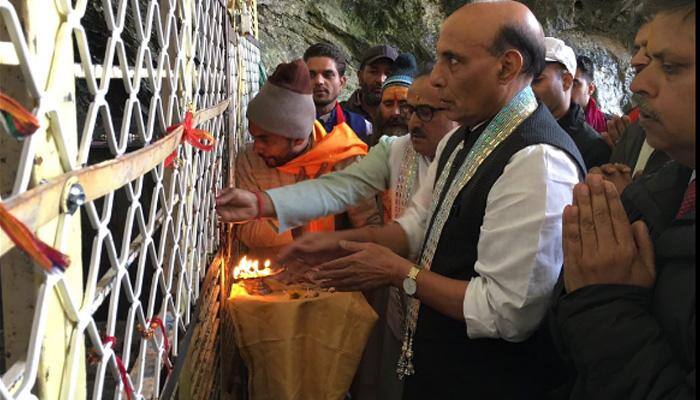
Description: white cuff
462,277,500,339
395,216,422,261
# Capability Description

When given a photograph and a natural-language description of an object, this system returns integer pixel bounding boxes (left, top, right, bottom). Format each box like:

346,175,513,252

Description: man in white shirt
218,2,586,398
284,2,585,398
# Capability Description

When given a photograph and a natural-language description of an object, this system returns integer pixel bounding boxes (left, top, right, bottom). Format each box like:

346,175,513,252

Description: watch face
403,277,417,296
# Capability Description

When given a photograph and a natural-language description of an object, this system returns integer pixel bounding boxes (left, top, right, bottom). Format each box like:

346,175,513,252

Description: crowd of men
216,0,695,398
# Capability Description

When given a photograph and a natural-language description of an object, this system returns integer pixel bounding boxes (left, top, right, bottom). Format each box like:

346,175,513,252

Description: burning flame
233,256,275,280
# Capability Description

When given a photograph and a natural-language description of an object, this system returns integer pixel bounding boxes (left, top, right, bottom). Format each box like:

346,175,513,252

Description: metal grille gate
0,0,258,398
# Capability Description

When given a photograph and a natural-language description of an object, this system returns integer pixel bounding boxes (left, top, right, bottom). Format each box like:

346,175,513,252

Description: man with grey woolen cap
223,59,381,261
531,36,611,169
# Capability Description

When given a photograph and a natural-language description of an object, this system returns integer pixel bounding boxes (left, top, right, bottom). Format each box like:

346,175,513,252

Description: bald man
218,1,585,398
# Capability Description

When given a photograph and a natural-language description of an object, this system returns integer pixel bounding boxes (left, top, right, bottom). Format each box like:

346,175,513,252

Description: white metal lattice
0,0,232,399
233,34,259,152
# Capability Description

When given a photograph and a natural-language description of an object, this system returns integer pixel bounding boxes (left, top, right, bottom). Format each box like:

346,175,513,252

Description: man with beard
216,67,458,399
370,53,418,145
304,42,373,144
551,0,695,397
233,59,380,260
342,45,398,123
531,37,611,169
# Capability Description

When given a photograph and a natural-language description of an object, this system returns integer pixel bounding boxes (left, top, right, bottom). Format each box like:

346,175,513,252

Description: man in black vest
550,0,695,398
276,1,586,398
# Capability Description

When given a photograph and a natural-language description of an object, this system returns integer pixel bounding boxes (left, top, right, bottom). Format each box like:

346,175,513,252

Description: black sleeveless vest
403,104,585,400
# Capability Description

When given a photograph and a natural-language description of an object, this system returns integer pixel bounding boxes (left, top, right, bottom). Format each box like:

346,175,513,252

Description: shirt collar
469,120,488,132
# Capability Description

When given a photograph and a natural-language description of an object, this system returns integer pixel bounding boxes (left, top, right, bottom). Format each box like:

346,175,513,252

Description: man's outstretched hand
277,231,353,266
311,240,411,292
216,187,268,223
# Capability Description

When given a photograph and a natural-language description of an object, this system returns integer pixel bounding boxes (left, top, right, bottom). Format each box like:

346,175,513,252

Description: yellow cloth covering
227,283,378,400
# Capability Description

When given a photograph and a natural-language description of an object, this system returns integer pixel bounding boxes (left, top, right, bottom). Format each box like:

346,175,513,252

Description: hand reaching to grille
215,187,274,223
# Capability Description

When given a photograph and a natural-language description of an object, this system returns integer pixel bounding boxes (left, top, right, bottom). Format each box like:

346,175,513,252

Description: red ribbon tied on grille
149,316,173,375
164,109,216,167
149,316,170,354
0,91,40,139
102,336,134,400
0,203,70,272
136,316,172,375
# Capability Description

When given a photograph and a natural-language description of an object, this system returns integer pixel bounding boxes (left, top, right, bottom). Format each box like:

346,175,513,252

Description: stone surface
257,0,644,115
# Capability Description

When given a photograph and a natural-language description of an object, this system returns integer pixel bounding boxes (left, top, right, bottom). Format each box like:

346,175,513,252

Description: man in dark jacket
303,42,374,144
341,45,398,123
532,37,611,170
589,21,670,195
551,0,695,398
572,55,612,134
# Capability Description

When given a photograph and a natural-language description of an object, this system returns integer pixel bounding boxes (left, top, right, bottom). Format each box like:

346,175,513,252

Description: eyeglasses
399,104,447,122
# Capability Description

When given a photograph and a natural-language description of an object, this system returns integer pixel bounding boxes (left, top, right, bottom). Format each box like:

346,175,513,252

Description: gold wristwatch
402,265,422,297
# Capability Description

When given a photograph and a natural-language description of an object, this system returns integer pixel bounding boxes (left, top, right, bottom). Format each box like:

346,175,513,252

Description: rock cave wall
257,0,644,115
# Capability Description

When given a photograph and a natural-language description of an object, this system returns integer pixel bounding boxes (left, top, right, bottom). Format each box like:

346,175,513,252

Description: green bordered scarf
396,86,539,379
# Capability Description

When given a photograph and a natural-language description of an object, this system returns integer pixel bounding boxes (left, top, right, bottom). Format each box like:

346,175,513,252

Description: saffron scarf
277,111,368,232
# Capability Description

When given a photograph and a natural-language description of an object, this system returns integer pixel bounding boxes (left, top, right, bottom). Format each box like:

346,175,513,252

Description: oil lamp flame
233,256,276,281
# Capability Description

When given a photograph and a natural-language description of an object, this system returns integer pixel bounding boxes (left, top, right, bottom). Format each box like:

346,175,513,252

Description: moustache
632,93,660,122
410,129,426,139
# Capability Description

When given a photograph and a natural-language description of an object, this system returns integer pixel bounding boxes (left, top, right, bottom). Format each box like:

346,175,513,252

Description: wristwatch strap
408,265,421,280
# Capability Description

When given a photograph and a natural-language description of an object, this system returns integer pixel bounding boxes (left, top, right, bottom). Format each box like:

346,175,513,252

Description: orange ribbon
0,203,70,272
164,110,216,167
0,91,40,139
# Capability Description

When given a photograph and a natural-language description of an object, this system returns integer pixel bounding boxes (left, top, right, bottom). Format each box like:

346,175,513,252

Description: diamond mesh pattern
0,0,239,398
